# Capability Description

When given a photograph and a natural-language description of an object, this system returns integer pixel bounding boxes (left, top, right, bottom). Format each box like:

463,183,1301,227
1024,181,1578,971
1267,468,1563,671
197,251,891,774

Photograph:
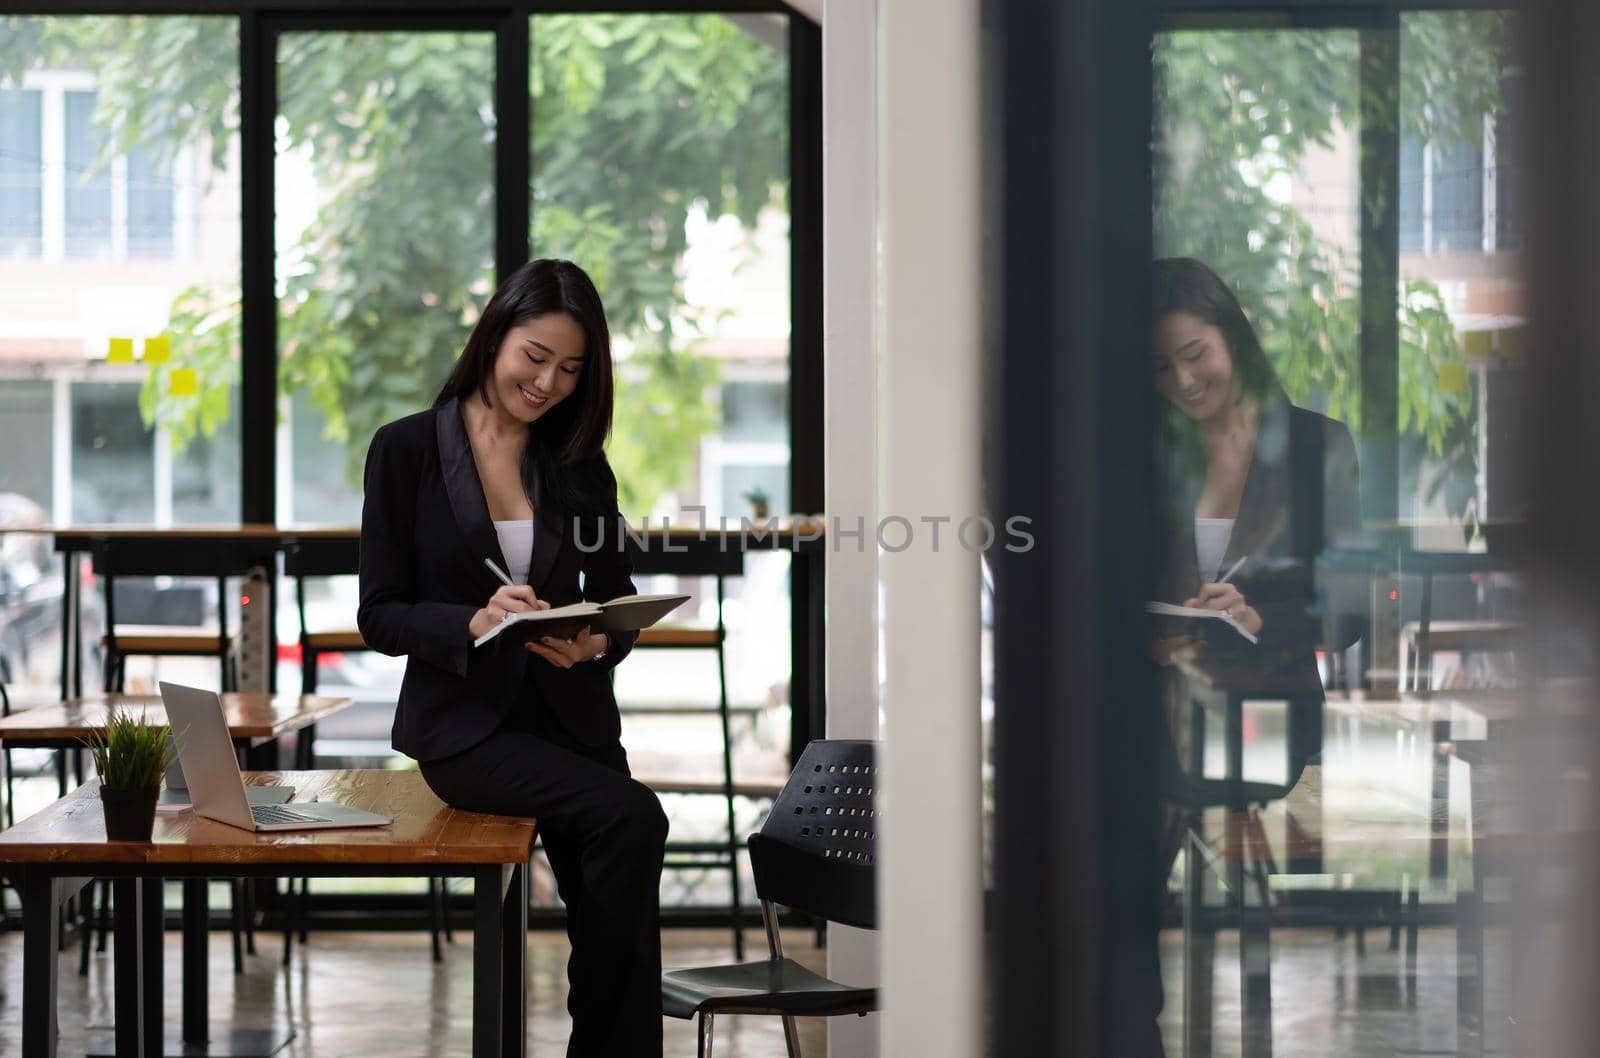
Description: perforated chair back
747,739,877,931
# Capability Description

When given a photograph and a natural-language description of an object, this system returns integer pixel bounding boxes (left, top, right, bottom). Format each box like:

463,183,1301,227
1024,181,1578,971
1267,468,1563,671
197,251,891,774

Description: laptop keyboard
250,804,334,825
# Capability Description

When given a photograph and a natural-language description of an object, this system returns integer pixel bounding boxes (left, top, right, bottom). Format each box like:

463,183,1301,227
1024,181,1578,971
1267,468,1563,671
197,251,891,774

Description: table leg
21,869,62,1058
143,879,164,1057
472,864,509,1058
113,878,146,1058
501,863,528,1055
182,879,209,1045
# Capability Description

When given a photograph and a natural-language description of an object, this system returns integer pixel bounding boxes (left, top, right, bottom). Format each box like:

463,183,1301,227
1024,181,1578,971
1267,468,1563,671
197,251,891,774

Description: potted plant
83,707,173,841
743,486,771,520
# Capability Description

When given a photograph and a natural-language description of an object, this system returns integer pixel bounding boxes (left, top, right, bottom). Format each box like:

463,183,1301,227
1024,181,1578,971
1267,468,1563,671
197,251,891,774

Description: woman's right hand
468,585,551,639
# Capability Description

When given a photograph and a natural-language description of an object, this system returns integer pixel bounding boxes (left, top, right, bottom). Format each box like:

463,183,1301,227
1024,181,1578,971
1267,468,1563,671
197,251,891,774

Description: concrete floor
0,924,831,1057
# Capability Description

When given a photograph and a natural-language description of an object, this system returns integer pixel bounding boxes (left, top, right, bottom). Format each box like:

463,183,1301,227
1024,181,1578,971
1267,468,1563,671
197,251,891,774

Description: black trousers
419,688,668,1058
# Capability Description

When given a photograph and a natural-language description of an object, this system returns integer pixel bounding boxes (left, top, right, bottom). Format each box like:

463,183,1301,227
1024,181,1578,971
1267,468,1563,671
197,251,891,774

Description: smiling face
1152,311,1236,424
487,312,587,423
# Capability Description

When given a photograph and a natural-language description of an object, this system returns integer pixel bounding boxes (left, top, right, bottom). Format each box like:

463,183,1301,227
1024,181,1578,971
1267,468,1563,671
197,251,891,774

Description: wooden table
0,693,353,793
0,693,350,752
0,694,354,1056
0,770,536,1058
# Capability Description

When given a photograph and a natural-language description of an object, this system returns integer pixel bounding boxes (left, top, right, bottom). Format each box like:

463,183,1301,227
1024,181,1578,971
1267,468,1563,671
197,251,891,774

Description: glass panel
0,17,241,714
275,30,497,526
127,140,175,258
532,13,794,905
63,89,111,257
272,27,496,733
1397,12,1520,548
1152,12,1521,1055
0,87,43,255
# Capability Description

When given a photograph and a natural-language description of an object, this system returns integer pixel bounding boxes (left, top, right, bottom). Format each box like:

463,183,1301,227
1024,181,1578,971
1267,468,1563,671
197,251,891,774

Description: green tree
1154,13,1513,535
0,13,788,518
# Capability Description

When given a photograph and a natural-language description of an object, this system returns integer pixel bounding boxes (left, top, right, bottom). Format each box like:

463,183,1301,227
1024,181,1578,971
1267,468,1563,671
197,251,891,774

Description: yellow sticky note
144,335,171,364
1438,361,1469,394
169,367,199,398
108,338,135,364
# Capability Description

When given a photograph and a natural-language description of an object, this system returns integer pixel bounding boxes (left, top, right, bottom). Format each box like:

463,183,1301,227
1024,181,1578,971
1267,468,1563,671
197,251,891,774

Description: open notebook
1145,601,1259,645
473,593,691,648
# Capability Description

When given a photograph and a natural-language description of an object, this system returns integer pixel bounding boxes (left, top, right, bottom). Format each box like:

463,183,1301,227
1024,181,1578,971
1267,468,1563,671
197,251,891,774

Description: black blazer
357,398,638,761
1159,397,1364,701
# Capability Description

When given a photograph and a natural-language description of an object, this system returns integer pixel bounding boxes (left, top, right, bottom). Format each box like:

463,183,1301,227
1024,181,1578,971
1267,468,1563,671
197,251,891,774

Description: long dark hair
1151,257,1279,403
436,258,616,513
1151,258,1287,488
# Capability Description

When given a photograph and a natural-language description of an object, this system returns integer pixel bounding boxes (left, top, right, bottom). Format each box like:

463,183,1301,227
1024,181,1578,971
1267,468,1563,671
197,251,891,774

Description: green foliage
7,14,787,518
1155,14,1512,532
83,707,172,791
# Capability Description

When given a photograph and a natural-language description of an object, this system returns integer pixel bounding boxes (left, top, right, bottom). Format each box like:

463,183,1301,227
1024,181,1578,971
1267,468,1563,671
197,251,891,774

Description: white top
493,519,534,584
1194,517,1235,582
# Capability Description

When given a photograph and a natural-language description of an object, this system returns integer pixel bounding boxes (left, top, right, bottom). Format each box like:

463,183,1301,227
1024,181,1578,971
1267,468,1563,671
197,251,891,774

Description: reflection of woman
358,259,667,1056
1150,257,1362,788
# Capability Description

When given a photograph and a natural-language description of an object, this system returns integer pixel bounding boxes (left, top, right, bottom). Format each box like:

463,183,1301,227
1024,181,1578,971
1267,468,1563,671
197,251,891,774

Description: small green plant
83,708,173,791
743,487,770,510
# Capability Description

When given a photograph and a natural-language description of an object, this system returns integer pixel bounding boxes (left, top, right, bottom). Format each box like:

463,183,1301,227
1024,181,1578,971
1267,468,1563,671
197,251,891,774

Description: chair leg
713,611,742,961
781,1014,804,1058
281,885,295,967
244,880,257,956
429,876,443,963
4,747,16,828
231,882,245,974
78,882,95,975
698,1012,715,1058
299,877,310,943
96,878,111,952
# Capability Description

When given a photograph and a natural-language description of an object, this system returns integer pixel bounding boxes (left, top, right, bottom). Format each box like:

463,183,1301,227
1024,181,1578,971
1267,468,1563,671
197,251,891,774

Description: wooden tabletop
0,770,537,867
0,693,352,744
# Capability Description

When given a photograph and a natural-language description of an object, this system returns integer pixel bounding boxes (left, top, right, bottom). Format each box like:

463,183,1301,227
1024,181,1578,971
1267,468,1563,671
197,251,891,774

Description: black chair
662,739,878,1058
95,536,250,695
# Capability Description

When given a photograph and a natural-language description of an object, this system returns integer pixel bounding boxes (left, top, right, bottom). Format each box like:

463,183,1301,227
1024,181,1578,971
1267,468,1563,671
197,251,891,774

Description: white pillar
822,1,882,1054
879,1,983,1056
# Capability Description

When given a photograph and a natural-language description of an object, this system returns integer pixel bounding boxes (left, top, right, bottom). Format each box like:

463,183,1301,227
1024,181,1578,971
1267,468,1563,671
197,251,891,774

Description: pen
484,556,515,587
1218,555,1247,585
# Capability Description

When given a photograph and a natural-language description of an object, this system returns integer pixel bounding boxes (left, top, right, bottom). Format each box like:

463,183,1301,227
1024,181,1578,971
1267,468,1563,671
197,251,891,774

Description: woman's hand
526,626,610,669
468,585,550,640
1184,582,1263,638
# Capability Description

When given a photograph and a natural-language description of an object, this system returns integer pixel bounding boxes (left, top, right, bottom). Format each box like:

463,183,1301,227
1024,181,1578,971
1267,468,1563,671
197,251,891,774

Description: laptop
159,682,392,832
157,730,296,812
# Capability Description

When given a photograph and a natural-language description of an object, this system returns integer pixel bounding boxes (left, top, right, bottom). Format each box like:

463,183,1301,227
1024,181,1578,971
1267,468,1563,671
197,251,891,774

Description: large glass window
531,13,795,905
1149,11,1522,1054
0,17,240,715
274,29,497,527
0,86,43,255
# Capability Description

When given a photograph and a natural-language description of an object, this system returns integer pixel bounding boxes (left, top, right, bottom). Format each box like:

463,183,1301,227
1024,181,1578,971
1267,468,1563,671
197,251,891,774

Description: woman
358,258,667,1057
1150,257,1363,790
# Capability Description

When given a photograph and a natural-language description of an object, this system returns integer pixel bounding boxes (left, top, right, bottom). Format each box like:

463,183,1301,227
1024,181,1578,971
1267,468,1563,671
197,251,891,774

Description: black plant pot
100,785,159,841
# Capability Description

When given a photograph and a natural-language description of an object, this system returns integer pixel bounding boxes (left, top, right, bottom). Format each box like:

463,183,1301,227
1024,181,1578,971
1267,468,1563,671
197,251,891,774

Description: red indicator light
1388,590,1398,602
241,595,252,606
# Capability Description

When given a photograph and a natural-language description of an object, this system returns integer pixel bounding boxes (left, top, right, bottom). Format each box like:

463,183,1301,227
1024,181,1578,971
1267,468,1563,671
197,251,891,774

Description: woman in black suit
1149,257,1364,792
358,258,667,1057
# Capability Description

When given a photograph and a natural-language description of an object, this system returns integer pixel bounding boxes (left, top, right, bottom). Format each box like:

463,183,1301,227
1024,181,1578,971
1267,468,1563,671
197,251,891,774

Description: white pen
483,557,518,624
484,556,515,587
1218,555,1248,585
